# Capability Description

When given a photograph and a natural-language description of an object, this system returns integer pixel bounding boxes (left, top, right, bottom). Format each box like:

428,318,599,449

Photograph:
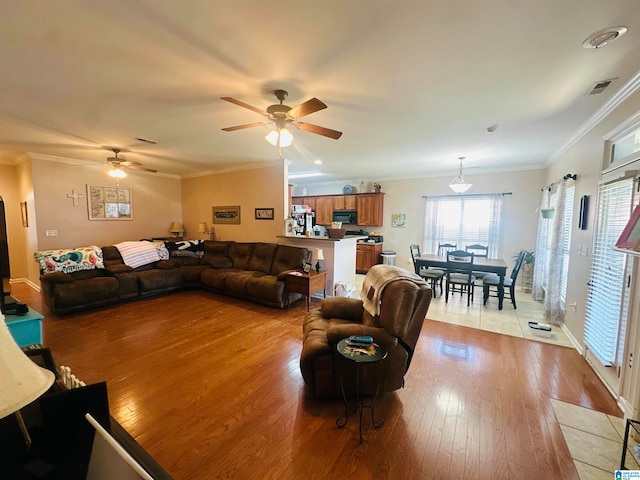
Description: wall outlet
45,229,58,236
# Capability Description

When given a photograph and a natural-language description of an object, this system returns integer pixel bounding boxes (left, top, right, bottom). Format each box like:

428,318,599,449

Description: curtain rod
541,173,577,192
422,192,512,199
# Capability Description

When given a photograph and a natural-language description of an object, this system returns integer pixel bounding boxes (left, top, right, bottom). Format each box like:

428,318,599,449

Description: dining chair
438,243,457,256
445,250,475,306
483,250,526,309
465,244,488,257
410,244,444,297
465,244,489,282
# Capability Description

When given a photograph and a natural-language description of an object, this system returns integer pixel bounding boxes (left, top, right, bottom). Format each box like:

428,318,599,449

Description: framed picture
303,262,312,274
391,213,407,228
255,208,274,220
20,201,28,227
87,185,132,220
616,204,640,249
212,205,241,225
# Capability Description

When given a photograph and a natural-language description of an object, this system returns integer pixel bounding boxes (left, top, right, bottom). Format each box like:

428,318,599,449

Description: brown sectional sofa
39,241,309,315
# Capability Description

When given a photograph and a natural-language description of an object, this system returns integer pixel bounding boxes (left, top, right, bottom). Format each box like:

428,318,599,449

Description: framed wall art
616,204,640,249
212,205,241,225
20,201,28,227
255,208,274,220
87,185,132,220
391,213,407,228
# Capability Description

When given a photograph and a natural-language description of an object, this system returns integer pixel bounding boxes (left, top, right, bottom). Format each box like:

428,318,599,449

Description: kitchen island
276,235,365,297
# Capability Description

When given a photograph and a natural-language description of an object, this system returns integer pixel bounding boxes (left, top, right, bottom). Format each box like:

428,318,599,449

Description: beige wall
181,162,287,243
545,88,640,347
302,169,544,273
0,163,26,281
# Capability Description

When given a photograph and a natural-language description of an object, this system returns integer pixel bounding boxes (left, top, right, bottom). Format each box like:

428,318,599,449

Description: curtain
543,181,567,324
532,189,550,301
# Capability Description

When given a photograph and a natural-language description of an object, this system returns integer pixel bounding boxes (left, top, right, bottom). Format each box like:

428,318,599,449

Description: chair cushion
449,273,475,283
483,274,513,287
420,268,444,279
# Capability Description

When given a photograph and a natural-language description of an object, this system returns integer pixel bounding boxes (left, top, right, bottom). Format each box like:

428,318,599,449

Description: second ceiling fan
220,90,342,154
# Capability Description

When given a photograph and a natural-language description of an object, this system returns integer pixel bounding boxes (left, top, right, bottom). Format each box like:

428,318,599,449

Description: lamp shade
169,222,183,234
198,222,209,233
265,128,293,147
0,316,55,419
313,248,325,261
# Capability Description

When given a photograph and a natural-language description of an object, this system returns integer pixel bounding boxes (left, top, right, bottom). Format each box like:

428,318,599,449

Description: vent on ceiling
587,78,617,95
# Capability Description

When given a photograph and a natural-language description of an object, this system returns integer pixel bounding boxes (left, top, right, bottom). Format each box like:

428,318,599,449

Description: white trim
560,321,583,354
550,69,640,163
9,277,40,292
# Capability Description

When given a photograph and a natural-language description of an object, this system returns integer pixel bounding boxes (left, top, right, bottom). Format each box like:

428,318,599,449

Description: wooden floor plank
8,284,620,479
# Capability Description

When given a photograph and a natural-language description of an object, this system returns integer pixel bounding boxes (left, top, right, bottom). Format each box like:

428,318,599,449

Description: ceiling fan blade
221,122,269,132
125,164,157,173
292,122,343,140
121,160,142,167
220,97,268,116
287,98,327,119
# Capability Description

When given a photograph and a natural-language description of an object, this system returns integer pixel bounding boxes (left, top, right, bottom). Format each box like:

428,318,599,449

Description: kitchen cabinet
292,193,384,226
356,194,384,226
315,197,333,225
356,242,383,273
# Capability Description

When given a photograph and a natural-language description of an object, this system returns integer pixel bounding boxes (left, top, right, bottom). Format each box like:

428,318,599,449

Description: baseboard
9,277,41,292
559,321,583,355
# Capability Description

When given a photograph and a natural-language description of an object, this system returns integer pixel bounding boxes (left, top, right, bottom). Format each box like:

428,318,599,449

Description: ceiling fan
220,90,342,153
106,148,157,178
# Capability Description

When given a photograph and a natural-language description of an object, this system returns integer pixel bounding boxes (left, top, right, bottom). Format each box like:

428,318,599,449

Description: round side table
335,338,388,443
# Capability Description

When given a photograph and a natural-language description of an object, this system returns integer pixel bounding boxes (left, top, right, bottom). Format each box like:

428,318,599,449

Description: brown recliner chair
300,265,432,396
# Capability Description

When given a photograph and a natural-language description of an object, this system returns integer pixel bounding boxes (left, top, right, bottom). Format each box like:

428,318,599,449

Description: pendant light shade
449,157,472,194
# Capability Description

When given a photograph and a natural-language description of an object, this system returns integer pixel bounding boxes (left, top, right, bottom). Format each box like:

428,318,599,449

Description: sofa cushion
271,245,309,276
203,240,232,257
248,242,278,274
53,277,119,308
228,243,255,270
201,268,242,290
106,264,134,274
138,269,182,293
246,275,283,303
207,255,233,269
35,245,104,274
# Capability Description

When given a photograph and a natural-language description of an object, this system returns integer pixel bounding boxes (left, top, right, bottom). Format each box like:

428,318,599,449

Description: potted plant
518,250,535,292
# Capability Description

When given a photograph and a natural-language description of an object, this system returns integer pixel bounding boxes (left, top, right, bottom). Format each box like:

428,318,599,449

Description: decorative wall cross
66,189,84,207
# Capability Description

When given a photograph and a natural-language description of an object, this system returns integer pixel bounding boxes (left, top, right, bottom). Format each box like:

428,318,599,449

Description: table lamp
313,248,324,273
169,222,184,237
197,222,216,240
0,315,55,449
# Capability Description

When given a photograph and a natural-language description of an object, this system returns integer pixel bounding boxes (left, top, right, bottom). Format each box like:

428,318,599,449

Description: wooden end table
286,270,327,311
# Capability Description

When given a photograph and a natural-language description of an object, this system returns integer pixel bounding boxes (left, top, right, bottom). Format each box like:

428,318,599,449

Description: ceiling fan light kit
221,89,342,157
105,148,157,177
449,157,472,194
108,167,127,179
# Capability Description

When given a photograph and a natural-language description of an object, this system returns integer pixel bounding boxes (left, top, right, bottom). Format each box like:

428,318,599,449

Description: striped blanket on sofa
114,241,169,269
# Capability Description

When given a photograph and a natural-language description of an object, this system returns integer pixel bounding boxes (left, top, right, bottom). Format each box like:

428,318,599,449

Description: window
584,177,635,366
422,194,504,256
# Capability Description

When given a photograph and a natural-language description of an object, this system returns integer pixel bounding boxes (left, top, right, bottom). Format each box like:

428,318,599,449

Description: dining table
415,254,509,309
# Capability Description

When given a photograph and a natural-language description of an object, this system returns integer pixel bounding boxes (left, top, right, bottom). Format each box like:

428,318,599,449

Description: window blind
560,185,575,306
584,177,634,366
423,194,504,256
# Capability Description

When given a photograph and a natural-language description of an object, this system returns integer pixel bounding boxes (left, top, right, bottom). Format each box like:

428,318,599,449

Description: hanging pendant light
449,157,472,194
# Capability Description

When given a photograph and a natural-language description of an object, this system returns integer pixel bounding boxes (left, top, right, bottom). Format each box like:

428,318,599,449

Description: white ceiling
1,1,639,185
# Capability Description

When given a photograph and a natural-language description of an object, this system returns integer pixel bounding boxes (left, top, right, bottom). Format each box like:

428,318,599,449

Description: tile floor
351,273,639,478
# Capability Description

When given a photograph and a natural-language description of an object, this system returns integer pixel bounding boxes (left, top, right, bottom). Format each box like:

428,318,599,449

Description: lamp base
315,261,321,273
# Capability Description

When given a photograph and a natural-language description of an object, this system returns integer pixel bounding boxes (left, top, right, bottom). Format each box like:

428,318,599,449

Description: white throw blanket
361,264,424,316
114,241,168,269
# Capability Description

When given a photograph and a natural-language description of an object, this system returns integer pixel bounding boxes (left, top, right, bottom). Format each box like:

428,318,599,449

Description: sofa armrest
326,324,398,350
155,260,178,270
276,269,298,281
105,264,134,275
40,272,74,284
320,297,364,322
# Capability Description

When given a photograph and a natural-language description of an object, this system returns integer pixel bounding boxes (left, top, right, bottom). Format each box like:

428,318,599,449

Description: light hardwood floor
10,283,620,479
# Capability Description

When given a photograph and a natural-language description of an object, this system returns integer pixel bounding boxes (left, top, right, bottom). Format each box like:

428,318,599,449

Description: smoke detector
582,26,627,49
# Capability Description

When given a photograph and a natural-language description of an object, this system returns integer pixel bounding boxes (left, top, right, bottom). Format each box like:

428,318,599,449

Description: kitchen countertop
357,240,383,245
276,235,367,242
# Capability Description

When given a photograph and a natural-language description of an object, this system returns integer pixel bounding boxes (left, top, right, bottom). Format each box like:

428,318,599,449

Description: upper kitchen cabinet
315,196,333,225
356,194,384,226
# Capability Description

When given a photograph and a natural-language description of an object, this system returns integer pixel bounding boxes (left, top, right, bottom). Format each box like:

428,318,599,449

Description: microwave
333,210,357,225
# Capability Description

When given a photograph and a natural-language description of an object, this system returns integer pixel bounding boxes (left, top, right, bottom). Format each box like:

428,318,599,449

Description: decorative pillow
35,245,105,274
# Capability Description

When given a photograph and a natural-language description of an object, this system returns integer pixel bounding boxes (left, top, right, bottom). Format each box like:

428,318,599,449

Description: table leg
498,274,505,310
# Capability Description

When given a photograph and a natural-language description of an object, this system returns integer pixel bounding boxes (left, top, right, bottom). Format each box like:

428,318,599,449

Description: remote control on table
348,335,373,344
